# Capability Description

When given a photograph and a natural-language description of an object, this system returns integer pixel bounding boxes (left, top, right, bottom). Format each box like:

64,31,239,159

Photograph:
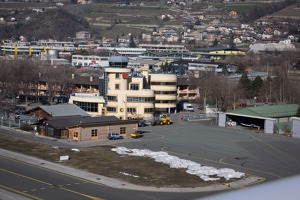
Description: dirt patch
0,134,241,188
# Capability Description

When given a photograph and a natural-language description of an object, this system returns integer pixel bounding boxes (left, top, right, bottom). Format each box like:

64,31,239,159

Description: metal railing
182,113,217,121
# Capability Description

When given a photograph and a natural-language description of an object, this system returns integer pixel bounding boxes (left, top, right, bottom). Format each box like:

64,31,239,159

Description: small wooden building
38,115,138,141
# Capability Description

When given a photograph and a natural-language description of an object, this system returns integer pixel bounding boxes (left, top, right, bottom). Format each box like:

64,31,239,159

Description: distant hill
0,9,91,41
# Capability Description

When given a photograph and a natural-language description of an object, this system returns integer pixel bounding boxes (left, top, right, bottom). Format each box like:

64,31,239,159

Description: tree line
0,59,73,116
189,51,300,112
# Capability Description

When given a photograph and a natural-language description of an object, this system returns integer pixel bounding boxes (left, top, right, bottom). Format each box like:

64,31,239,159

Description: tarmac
0,119,263,199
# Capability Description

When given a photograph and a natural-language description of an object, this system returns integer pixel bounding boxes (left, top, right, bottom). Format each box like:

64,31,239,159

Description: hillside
0,9,92,41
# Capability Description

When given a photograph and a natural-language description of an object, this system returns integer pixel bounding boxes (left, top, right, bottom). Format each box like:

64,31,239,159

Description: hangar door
292,118,300,138
264,119,275,134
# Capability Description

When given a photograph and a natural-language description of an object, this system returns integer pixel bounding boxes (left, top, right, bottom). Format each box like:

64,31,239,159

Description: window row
106,107,154,113
73,57,101,61
107,107,117,112
127,97,155,102
130,84,139,90
144,108,154,113
127,107,136,113
150,82,176,85
74,101,98,112
107,96,117,101
154,91,177,94
155,100,176,104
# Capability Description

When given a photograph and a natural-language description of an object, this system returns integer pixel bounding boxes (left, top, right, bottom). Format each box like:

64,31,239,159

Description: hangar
218,104,299,134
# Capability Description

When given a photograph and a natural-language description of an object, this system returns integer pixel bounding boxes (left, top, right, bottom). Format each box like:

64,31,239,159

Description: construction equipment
152,114,173,126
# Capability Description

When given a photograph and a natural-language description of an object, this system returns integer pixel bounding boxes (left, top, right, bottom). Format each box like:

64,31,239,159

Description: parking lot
114,120,300,183
2,118,300,184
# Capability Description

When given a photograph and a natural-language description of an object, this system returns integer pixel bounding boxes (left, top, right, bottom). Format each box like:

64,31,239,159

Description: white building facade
70,56,177,120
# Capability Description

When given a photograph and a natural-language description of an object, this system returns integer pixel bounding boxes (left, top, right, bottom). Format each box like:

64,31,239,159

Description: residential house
206,31,221,42
206,26,216,32
262,32,273,40
177,77,200,101
183,31,203,41
233,38,242,44
76,31,91,40
211,19,221,25
142,33,152,42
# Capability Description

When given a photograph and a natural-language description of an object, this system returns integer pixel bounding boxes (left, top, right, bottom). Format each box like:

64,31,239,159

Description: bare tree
39,64,72,104
189,71,234,112
16,60,40,104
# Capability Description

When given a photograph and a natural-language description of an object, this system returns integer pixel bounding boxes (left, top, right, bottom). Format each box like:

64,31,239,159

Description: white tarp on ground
111,147,245,181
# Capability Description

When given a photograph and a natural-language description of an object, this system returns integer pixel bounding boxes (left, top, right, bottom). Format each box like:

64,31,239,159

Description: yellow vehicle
152,114,173,126
131,130,143,139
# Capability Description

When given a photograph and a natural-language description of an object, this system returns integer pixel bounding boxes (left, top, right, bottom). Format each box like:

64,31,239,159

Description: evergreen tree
251,76,263,97
236,64,247,74
239,73,252,98
239,74,251,90
212,38,218,47
128,35,136,47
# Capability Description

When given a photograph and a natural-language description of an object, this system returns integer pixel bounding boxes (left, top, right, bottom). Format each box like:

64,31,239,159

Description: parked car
138,120,147,127
108,132,123,140
131,130,143,139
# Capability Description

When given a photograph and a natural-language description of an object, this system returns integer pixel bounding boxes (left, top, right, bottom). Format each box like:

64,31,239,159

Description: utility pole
203,90,206,113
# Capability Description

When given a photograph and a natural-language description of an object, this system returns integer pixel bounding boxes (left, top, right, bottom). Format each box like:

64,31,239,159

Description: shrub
20,123,34,132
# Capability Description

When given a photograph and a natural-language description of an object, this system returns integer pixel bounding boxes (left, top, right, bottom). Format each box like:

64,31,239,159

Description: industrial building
218,104,299,134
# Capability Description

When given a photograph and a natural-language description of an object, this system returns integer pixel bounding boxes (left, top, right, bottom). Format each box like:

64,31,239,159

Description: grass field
65,4,170,23
270,4,300,19
0,133,239,188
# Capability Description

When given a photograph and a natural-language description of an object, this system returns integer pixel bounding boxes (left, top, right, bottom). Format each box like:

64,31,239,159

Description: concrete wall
264,118,276,134
292,117,300,138
218,113,226,127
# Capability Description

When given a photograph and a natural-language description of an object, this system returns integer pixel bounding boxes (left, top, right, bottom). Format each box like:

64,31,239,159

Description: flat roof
226,104,299,119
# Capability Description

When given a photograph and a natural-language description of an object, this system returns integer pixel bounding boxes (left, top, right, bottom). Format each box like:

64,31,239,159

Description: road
1,152,214,200
1,120,300,199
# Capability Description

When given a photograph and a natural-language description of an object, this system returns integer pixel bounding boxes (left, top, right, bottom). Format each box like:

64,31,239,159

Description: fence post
1,117,3,126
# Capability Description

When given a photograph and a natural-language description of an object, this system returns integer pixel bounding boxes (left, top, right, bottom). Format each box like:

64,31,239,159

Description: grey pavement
0,188,31,200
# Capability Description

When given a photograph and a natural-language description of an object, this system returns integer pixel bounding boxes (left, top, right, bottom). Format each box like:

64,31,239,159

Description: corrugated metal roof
227,104,299,119
40,104,90,117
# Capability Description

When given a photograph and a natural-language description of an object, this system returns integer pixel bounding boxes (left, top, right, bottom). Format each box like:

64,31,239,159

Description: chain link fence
0,115,38,128
182,113,217,121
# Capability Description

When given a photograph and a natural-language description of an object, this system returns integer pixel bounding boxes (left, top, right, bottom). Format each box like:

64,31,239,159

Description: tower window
130,84,139,90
